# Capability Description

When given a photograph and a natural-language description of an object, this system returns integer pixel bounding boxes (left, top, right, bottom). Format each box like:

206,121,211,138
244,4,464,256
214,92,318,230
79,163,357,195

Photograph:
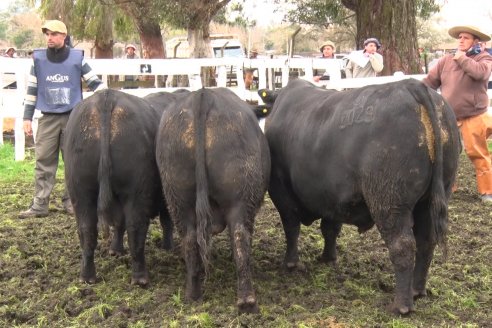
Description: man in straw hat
424,25,492,203
19,20,105,219
313,40,341,82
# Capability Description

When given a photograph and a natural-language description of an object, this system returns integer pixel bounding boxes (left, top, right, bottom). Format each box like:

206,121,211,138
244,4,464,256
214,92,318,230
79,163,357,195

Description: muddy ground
0,149,491,327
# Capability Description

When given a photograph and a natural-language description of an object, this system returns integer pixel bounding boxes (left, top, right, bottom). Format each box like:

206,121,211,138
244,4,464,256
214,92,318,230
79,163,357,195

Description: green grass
0,146,491,327
0,143,36,183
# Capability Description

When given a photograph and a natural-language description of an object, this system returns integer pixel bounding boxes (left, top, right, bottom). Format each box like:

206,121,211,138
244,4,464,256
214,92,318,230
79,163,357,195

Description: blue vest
34,48,83,113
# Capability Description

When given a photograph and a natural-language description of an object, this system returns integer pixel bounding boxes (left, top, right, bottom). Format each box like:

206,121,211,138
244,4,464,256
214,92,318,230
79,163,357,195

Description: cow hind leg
318,218,342,264
227,205,259,314
76,204,99,284
182,223,204,301
412,202,437,299
109,225,126,257
124,205,150,286
375,207,416,315
159,207,174,251
269,178,305,271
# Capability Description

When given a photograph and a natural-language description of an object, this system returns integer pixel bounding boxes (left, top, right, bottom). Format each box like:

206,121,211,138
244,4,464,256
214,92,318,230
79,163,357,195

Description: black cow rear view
65,89,173,286
260,78,461,314
156,88,270,313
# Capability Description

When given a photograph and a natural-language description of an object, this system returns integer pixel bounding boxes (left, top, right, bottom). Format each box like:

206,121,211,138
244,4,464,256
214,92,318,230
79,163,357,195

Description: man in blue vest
19,20,105,219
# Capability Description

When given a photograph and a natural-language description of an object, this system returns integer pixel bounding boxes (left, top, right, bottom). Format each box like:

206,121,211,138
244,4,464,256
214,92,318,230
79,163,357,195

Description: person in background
345,37,384,78
245,49,259,90
482,42,492,89
4,47,15,57
313,41,339,82
19,20,105,219
124,44,139,88
423,25,492,203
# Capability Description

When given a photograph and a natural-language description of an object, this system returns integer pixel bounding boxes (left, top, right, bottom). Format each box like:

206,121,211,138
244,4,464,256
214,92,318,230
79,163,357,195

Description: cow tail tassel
194,88,213,276
97,89,114,220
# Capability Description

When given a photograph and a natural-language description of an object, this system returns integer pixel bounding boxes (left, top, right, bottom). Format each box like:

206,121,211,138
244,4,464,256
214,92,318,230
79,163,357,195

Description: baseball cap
41,20,68,34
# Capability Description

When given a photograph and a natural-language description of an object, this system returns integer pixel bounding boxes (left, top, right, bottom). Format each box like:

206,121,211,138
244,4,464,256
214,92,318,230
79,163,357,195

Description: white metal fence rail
1,56,491,160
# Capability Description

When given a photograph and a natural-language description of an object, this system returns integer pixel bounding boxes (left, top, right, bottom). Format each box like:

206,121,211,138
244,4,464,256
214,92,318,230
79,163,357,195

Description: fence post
14,69,26,161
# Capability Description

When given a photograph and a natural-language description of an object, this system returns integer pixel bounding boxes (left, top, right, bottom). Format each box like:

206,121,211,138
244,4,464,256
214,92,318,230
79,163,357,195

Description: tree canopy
284,0,442,74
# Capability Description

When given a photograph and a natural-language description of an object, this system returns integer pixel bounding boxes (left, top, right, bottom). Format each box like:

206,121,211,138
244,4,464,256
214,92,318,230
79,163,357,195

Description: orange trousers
458,111,492,195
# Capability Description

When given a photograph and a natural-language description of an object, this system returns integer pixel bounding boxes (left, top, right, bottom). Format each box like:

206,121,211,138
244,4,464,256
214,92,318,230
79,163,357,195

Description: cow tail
97,89,114,218
411,81,448,257
194,89,213,274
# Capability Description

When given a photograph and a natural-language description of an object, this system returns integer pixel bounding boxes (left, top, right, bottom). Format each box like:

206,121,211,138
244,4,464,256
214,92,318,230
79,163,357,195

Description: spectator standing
245,49,259,90
423,25,492,202
313,41,341,82
4,47,15,57
124,44,139,88
19,20,105,218
345,37,384,78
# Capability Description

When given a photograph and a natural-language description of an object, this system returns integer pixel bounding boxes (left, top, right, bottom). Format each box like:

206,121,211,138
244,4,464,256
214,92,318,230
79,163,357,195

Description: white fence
1,56,491,160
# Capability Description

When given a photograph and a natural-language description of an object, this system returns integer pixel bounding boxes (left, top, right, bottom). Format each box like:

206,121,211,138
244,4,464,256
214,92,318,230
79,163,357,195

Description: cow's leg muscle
226,205,259,314
109,207,125,256
159,206,174,250
182,210,203,302
76,205,98,284
376,207,416,315
269,175,304,271
319,218,342,264
124,205,150,286
412,202,436,298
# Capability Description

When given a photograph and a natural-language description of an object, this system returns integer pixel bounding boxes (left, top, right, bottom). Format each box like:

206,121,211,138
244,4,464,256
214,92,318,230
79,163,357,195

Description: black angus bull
259,78,460,314
156,88,270,313
65,89,184,286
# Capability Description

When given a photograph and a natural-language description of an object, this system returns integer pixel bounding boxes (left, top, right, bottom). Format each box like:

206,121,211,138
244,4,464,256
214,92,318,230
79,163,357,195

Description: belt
41,110,72,115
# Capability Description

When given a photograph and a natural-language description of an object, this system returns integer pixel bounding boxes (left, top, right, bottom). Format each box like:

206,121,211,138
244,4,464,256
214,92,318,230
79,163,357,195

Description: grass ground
0,143,491,327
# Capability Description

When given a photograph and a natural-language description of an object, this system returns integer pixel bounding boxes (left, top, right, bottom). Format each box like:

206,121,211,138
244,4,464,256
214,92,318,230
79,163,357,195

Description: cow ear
252,105,271,118
257,89,276,105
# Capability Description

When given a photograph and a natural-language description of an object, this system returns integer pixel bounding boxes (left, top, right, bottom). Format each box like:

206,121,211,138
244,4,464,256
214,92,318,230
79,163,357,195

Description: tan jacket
423,51,492,120
345,51,384,78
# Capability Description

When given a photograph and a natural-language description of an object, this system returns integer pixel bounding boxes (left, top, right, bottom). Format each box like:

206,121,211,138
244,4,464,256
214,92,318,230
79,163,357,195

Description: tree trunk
345,0,422,75
94,4,113,59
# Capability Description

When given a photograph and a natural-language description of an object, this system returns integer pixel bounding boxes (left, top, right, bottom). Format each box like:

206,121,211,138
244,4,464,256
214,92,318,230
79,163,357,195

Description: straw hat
319,41,336,52
448,25,491,42
126,44,137,50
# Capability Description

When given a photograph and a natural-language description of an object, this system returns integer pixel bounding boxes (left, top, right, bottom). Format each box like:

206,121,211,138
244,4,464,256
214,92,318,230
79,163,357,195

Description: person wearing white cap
4,47,15,58
424,25,492,203
19,20,105,219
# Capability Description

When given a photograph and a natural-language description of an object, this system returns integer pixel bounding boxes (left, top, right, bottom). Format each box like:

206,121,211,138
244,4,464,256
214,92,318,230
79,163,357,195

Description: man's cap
364,37,381,49
126,44,136,50
41,20,67,34
448,25,491,42
319,40,336,52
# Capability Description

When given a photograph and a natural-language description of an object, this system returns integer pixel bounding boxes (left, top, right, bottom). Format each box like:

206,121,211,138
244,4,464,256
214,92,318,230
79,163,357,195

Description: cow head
258,88,278,106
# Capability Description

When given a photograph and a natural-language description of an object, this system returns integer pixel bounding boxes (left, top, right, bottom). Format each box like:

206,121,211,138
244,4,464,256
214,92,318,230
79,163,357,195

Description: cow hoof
237,295,259,314
317,255,337,266
79,276,96,284
412,288,427,299
109,248,125,257
386,302,414,315
285,261,306,272
131,272,149,286
131,277,149,287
